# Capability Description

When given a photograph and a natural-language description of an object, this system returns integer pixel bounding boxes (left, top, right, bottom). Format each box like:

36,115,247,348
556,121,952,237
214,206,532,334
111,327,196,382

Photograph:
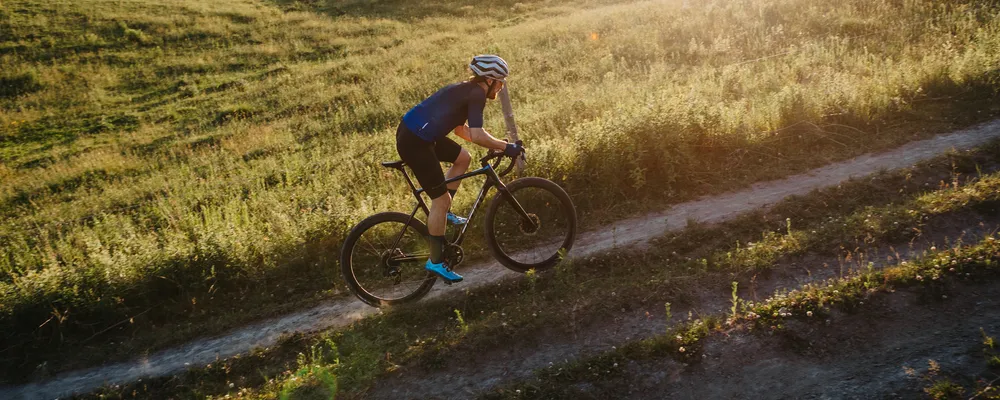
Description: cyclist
395,54,525,284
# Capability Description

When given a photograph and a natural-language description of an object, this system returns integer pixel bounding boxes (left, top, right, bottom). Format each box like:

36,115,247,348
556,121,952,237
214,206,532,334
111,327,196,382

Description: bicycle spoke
373,229,391,252
488,180,575,270
345,215,433,305
360,236,382,257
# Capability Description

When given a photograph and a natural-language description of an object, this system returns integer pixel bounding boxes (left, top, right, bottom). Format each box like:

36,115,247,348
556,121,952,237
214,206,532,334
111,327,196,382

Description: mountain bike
340,149,577,307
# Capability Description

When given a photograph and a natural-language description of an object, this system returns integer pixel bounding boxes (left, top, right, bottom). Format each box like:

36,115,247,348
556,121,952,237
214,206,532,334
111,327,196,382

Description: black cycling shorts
395,122,462,199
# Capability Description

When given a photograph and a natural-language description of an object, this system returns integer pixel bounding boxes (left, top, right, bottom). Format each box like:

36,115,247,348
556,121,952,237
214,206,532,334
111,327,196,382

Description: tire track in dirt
3,118,999,399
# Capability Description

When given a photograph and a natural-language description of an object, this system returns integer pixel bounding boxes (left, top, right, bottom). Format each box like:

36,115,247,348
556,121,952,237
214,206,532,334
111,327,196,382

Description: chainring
443,243,465,267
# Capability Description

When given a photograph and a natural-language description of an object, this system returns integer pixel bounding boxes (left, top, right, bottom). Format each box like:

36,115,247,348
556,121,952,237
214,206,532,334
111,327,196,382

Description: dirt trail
3,119,999,399
624,280,1000,400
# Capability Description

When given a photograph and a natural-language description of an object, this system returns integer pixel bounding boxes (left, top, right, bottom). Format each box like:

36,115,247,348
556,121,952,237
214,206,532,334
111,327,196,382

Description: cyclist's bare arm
453,124,473,141
454,125,508,151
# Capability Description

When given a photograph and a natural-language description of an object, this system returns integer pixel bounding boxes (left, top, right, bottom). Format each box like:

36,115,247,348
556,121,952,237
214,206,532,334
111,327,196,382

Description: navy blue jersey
402,82,486,142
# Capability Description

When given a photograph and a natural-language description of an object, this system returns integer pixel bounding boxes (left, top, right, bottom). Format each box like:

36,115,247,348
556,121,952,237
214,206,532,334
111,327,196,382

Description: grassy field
3,0,1000,380
75,140,1000,399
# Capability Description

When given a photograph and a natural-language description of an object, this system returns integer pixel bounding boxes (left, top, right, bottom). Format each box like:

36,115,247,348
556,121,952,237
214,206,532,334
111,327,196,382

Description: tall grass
1,0,1000,370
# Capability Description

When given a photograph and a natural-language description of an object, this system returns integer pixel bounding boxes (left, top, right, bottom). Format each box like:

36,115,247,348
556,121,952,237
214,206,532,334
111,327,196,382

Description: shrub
116,20,153,45
123,28,152,45
176,79,200,97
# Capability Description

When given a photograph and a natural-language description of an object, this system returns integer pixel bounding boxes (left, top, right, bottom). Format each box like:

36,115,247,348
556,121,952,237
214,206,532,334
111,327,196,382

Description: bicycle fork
486,167,539,232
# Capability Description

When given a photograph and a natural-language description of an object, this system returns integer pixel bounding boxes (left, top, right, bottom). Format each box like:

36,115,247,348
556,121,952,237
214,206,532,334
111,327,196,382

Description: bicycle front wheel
340,212,436,307
484,177,577,273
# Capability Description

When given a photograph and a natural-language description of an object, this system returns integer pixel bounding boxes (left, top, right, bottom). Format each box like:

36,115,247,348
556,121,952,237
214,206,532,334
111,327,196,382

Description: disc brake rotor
519,213,541,236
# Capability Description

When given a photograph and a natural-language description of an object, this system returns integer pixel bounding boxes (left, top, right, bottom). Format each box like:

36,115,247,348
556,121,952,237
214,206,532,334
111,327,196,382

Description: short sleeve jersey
402,82,486,142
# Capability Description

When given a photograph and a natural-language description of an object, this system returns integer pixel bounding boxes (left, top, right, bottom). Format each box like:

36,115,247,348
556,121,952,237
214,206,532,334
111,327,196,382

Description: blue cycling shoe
425,260,463,284
447,212,468,225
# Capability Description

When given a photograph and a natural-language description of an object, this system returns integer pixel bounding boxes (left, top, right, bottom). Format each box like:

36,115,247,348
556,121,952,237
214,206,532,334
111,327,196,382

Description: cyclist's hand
504,141,525,158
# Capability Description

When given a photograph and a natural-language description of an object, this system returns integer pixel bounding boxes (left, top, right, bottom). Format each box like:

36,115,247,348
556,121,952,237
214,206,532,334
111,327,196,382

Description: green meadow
82,138,1000,399
1,0,1000,378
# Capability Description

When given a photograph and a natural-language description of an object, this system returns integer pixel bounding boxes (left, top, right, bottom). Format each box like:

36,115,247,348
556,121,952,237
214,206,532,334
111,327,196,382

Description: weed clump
176,79,200,97
906,360,966,400
215,105,257,124
984,329,1000,369
0,70,43,98
116,21,153,45
279,340,340,400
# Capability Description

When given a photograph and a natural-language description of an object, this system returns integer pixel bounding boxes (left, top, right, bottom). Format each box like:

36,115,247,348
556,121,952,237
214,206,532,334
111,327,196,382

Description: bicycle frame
389,154,537,249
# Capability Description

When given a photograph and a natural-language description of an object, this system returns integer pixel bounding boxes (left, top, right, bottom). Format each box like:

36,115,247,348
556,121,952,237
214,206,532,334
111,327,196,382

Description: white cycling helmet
469,54,510,81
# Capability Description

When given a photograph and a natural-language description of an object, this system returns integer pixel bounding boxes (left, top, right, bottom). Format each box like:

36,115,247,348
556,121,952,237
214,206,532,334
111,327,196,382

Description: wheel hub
381,249,403,280
519,213,541,235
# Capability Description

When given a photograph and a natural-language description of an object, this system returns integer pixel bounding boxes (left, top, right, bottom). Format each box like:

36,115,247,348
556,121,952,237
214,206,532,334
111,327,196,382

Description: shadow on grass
0,228,345,384
0,113,141,167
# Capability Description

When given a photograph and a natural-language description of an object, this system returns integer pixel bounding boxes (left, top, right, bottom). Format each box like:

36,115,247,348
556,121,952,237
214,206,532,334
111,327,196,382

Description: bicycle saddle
380,160,405,170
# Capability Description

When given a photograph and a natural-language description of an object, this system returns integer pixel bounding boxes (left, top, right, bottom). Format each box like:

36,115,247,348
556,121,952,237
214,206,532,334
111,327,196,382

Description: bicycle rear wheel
484,177,577,273
340,212,436,307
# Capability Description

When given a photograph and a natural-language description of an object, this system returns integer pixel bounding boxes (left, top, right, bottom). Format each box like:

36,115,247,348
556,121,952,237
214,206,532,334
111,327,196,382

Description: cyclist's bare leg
427,192,452,236
429,149,467,262
445,148,471,191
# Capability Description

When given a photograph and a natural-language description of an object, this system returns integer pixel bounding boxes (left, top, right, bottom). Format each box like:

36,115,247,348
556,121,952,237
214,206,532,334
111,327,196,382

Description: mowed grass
2,0,1000,378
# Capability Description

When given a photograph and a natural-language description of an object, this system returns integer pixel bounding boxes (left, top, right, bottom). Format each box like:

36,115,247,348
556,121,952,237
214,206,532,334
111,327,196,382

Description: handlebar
479,150,522,178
